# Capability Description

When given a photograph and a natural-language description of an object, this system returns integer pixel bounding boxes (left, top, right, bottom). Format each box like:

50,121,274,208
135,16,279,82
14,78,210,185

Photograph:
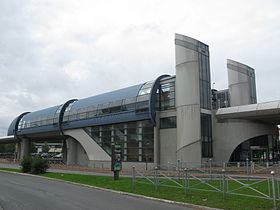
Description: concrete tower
227,59,257,106
175,34,206,165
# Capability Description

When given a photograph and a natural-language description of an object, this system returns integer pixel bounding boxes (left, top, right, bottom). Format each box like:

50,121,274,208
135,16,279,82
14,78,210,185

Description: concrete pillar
154,111,160,166
62,140,67,163
175,33,202,165
124,123,127,161
66,137,77,165
20,138,30,159
137,122,142,162
227,59,257,106
15,143,21,160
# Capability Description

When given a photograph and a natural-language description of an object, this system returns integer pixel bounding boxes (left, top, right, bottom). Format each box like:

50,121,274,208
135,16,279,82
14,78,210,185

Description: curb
0,169,220,210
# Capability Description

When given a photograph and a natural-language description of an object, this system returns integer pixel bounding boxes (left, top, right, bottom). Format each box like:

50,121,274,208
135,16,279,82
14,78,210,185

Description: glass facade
157,81,175,111
18,81,155,131
198,43,211,110
84,120,154,162
249,73,257,104
201,114,212,157
229,135,279,162
212,89,230,109
160,116,177,129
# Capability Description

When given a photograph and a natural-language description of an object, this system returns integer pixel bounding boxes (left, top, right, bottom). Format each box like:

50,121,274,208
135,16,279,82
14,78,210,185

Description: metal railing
131,166,280,209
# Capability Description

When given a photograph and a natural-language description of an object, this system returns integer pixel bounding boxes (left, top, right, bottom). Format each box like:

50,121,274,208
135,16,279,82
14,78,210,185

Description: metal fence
131,166,280,209
165,160,280,175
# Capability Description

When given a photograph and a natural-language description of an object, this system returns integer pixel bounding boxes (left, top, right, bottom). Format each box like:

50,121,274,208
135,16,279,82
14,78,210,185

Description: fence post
154,166,159,192
184,168,188,196
271,171,277,210
237,162,240,168
246,158,249,179
167,162,170,176
132,166,136,191
222,169,227,200
223,162,226,170
250,161,254,174
209,158,212,180
177,159,180,171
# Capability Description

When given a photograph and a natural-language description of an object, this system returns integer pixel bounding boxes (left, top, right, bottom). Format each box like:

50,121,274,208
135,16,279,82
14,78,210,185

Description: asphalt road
0,171,193,210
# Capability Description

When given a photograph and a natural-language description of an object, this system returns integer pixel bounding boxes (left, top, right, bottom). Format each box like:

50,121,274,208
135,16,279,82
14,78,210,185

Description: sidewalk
0,159,131,177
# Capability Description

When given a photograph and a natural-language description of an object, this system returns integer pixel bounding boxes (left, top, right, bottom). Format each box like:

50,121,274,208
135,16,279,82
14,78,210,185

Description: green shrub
31,156,49,174
20,155,32,173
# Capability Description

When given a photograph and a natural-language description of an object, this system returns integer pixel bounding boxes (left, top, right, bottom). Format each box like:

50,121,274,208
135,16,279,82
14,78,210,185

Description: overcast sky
0,0,280,136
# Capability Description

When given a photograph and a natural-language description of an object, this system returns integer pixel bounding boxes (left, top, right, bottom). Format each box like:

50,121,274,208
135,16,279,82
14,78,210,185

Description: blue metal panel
58,99,78,135
149,75,171,125
17,124,59,135
62,112,150,130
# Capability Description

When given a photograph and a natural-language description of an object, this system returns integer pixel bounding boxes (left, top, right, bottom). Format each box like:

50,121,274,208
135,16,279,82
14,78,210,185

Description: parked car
54,153,63,158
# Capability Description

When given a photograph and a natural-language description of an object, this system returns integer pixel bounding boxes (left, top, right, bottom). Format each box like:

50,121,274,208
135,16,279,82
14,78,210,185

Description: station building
4,34,280,169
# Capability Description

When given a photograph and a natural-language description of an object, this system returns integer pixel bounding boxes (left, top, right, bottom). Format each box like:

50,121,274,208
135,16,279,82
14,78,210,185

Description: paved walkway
0,161,117,176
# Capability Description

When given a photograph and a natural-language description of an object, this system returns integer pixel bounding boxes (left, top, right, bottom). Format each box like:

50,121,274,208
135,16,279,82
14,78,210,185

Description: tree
30,142,36,153
41,142,49,153
5,143,15,153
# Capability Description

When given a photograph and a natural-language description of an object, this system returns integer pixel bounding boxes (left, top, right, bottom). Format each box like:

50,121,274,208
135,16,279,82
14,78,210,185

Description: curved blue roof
7,117,17,136
71,83,144,110
7,75,172,136
22,105,61,121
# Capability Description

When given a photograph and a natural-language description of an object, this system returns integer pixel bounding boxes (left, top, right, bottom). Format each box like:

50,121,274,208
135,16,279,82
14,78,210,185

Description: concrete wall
64,128,110,166
66,137,89,166
212,115,278,162
20,138,30,159
160,128,177,166
175,33,201,165
227,59,256,106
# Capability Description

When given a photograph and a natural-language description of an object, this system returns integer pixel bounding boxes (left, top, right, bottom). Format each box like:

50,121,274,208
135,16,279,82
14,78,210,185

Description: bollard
266,162,269,169
271,171,277,210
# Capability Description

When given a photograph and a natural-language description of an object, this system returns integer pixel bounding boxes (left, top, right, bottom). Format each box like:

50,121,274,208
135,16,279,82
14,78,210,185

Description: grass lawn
0,168,278,209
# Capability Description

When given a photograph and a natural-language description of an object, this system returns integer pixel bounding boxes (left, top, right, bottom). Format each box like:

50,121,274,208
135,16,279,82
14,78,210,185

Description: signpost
111,144,122,180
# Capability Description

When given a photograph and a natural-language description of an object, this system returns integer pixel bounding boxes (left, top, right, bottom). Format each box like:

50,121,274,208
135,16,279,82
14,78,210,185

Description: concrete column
154,111,160,166
62,140,67,163
15,143,21,160
227,59,257,106
66,137,77,165
20,138,30,159
124,123,127,161
137,122,142,162
175,33,202,165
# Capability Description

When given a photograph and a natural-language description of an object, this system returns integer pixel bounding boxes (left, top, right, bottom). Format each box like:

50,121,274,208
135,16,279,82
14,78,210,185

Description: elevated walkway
0,135,16,144
216,100,280,124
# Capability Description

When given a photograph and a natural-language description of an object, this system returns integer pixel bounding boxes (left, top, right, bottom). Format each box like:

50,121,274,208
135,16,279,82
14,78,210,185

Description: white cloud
0,0,279,135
